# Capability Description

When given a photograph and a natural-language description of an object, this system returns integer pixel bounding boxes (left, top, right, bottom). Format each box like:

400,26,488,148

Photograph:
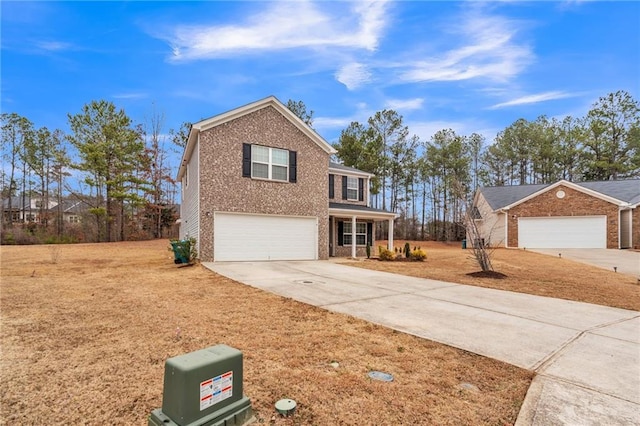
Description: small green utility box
149,344,254,426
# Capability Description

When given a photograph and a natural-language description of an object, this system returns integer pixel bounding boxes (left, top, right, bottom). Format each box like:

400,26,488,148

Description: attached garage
518,216,607,249
214,213,318,261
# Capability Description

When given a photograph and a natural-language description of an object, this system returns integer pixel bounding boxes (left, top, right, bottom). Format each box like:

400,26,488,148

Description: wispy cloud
397,12,533,83
489,91,577,109
112,92,148,100
335,62,372,90
313,116,353,132
161,1,390,62
35,40,74,52
385,98,424,111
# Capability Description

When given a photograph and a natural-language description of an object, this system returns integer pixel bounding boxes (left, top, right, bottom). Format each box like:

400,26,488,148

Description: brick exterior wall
507,185,619,248
633,208,640,249
329,172,369,206
197,105,330,261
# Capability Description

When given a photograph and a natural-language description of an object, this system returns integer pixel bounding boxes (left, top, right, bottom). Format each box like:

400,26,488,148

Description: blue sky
2,0,639,161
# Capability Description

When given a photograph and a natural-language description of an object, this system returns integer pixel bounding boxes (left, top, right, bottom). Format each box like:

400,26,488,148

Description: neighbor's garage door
518,216,606,248
214,213,317,261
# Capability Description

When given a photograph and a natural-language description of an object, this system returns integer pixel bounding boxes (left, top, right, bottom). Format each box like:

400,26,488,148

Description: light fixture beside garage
556,190,566,199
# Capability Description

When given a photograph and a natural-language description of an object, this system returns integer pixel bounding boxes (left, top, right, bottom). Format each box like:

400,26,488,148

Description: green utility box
170,240,191,264
149,344,254,426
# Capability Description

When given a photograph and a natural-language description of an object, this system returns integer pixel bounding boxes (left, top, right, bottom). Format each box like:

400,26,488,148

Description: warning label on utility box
200,371,233,411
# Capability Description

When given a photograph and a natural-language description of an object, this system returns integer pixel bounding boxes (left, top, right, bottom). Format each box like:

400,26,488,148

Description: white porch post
387,218,394,251
351,216,357,258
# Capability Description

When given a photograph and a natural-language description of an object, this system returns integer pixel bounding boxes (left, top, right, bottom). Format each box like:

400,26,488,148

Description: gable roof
329,161,374,178
177,96,336,180
480,179,640,211
480,184,550,210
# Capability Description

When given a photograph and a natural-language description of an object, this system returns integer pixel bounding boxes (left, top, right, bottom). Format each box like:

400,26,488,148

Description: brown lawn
0,240,532,425
343,240,640,311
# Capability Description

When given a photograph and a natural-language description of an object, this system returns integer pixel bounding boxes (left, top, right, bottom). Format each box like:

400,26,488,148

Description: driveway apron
205,260,640,425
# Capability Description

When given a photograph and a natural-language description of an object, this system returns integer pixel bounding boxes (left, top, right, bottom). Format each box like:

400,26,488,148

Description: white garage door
214,213,317,261
518,216,607,248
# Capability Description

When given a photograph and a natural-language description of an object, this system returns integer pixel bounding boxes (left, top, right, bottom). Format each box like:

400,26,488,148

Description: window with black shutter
329,174,335,199
342,176,348,200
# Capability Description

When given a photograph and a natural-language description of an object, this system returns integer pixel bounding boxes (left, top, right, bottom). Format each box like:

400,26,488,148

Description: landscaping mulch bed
0,240,532,425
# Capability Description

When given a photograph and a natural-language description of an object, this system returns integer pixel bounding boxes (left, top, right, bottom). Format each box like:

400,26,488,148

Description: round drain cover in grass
275,399,296,416
368,371,394,382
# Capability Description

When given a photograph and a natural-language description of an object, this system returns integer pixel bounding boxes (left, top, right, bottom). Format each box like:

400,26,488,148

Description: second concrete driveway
532,248,640,277
205,261,640,425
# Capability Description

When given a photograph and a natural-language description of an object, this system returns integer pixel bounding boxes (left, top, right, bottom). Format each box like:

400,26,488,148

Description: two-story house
177,96,396,262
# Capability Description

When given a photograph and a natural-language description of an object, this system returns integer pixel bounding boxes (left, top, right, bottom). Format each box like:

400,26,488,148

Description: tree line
2,92,638,244
330,90,640,241
1,101,188,243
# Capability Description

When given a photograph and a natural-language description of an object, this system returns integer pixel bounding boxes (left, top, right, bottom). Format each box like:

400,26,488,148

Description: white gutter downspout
502,209,509,248
618,207,622,249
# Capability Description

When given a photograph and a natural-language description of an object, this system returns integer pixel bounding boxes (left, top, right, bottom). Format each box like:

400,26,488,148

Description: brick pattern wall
197,105,330,261
633,208,640,249
329,172,369,206
507,185,619,248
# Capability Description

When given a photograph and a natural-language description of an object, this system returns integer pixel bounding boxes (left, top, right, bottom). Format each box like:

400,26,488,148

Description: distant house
469,179,640,249
2,195,56,223
177,96,397,262
2,195,90,225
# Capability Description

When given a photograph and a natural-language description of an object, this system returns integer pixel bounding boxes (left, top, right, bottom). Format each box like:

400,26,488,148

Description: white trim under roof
500,179,627,210
329,207,397,220
329,165,374,178
177,96,336,180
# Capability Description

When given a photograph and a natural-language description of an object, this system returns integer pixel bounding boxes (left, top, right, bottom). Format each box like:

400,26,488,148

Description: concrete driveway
532,248,640,277
205,261,640,425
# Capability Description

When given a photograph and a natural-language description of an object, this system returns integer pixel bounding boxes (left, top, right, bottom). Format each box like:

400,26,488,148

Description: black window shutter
367,222,373,245
242,143,251,177
342,176,348,200
358,178,364,201
337,221,344,246
289,150,297,183
329,174,334,199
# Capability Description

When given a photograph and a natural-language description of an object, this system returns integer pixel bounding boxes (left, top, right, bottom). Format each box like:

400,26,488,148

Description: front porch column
388,218,394,251
351,216,357,258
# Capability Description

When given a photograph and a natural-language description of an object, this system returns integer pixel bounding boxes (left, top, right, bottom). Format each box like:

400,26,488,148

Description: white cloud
335,63,372,90
313,116,353,130
489,91,577,109
397,12,533,83
384,98,424,111
163,1,390,61
112,92,148,100
35,40,74,52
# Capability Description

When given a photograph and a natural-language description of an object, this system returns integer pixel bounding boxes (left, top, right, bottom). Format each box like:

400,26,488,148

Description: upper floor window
471,206,482,220
347,177,358,200
251,145,288,181
243,143,297,183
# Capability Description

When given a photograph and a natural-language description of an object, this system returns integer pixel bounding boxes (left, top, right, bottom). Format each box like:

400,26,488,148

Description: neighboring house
177,96,396,262
2,195,90,225
2,195,57,223
469,179,640,249
51,199,89,224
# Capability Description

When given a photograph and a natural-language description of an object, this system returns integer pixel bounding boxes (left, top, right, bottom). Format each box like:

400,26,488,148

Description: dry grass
347,240,640,311
0,240,532,425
